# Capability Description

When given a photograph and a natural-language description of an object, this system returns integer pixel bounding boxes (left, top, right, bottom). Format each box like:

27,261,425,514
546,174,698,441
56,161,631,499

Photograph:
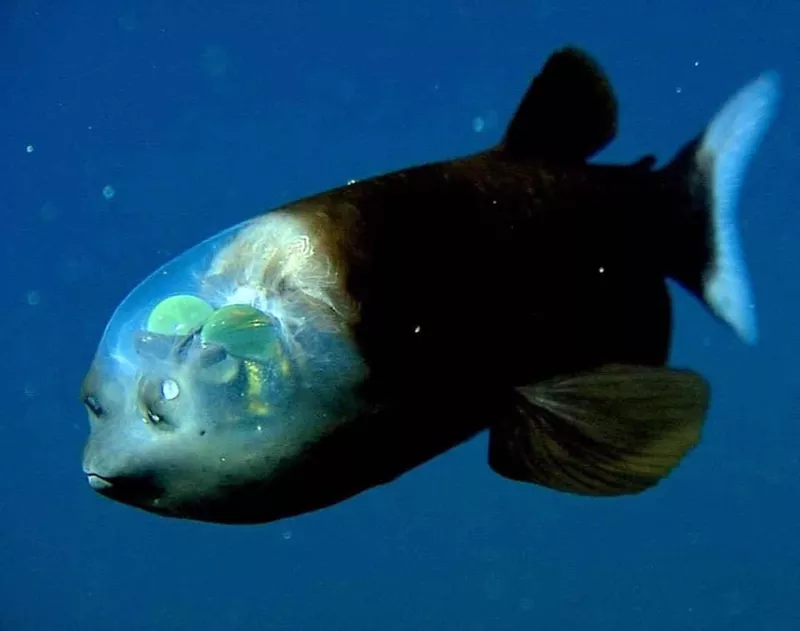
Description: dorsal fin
500,47,618,164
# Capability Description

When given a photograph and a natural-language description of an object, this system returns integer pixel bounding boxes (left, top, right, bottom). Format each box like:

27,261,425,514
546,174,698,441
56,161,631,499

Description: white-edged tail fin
664,71,781,345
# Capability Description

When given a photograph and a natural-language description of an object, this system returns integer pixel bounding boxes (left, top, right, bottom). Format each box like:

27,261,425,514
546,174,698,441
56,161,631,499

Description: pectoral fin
488,365,710,496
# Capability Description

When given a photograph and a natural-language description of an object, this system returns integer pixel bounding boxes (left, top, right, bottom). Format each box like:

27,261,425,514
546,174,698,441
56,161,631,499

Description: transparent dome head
86,212,368,446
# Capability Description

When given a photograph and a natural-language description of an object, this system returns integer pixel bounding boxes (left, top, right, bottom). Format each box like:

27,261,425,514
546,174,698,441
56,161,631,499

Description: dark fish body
80,48,780,524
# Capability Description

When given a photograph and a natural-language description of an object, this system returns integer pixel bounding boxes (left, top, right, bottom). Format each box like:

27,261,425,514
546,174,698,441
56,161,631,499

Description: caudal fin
664,72,780,345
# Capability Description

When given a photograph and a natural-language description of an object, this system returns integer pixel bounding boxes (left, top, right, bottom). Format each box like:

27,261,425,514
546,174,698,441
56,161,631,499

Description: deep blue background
1,1,797,630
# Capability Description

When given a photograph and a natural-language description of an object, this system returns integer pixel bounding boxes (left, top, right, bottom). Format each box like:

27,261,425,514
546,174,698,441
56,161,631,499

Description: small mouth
84,471,164,506
86,473,114,491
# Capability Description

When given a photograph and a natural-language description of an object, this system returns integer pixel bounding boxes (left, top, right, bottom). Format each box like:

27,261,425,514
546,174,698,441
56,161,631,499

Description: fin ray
488,365,710,496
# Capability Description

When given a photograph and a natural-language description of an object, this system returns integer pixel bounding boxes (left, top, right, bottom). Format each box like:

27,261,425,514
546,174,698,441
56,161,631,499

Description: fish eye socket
83,394,104,418
137,377,178,428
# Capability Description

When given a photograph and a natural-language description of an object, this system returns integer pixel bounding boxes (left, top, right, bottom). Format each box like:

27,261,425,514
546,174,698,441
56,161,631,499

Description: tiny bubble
694,60,699,67
472,116,485,133
102,185,116,200
26,145,34,153
282,531,292,540
23,384,37,398
676,86,682,94
26,290,41,306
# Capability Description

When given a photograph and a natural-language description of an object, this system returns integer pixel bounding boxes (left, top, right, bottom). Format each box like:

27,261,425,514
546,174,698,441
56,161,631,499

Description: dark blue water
1,1,797,630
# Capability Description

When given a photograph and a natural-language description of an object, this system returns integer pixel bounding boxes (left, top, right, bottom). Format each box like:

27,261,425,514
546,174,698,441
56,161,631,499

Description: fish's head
81,214,368,524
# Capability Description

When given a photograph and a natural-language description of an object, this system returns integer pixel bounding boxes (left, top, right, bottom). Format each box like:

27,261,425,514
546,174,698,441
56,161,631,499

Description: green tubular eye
146,295,214,336
200,304,280,363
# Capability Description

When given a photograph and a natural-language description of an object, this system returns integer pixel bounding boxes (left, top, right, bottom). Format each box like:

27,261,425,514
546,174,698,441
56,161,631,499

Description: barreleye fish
80,47,780,525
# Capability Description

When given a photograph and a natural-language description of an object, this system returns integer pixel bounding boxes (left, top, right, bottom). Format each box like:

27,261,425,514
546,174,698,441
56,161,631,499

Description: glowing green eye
146,294,214,336
200,304,280,362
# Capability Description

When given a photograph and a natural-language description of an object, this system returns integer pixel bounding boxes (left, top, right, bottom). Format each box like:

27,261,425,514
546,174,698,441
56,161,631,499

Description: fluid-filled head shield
81,211,368,523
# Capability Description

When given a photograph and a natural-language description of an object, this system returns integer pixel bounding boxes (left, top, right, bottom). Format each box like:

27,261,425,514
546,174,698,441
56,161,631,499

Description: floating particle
472,116,485,133
26,145,34,153
117,12,138,32
26,290,41,306
102,185,116,200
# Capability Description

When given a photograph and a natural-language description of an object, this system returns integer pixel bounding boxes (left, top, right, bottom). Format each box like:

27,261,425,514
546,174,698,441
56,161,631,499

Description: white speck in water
161,379,180,401
220,457,227,463
414,325,421,333
102,185,116,200
694,60,699,67
256,425,263,432
282,531,292,540
26,145,34,153
598,267,605,274
472,116,485,133
676,86,682,94
26,290,41,306
347,179,357,186
23,383,37,398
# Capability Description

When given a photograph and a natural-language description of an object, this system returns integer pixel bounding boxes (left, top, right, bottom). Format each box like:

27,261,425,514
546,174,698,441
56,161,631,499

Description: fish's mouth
84,471,164,506
86,473,114,491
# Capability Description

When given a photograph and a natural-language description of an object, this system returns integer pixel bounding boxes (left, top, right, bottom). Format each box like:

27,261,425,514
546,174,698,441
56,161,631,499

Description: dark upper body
238,149,673,523
322,147,672,391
